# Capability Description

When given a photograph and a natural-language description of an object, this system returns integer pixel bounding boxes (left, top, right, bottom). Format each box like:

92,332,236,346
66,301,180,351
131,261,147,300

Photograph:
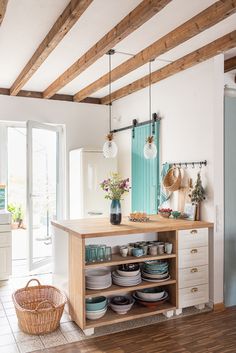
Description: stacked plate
86,268,112,290
112,266,141,287
141,260,170,282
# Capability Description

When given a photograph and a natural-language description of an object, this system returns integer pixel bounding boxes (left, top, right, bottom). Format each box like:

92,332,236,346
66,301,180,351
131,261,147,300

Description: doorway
5,121,65,275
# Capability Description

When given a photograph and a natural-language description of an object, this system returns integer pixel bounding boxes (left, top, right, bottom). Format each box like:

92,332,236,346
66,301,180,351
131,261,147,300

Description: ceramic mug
157,244,165,255
140,245,148,256
128,245,134,256
165,242,173,254
120,246,128,257
148,245,158,256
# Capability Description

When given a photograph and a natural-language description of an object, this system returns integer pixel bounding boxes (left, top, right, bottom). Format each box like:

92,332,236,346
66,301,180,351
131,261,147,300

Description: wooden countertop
51,215,213,239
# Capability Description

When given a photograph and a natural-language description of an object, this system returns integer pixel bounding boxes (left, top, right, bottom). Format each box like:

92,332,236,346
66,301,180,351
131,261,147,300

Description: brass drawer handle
191,249,198,254
190,229,198,234
191,268,198,273
191,287,198,293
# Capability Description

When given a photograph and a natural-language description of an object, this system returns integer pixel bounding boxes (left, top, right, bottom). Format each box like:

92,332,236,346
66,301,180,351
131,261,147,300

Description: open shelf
85,253,176,268
85,302,176,328
85,279,176,298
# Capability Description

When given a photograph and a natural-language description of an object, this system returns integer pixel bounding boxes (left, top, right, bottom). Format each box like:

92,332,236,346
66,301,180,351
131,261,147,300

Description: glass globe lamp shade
144,141,157,159
103,140,118,158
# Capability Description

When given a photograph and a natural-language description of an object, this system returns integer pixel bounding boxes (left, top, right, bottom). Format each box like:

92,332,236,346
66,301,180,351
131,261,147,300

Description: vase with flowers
101,173,129,225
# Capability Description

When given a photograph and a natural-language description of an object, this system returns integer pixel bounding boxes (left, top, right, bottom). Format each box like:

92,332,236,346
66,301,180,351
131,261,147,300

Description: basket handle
25,278,41,288
35,300,56,312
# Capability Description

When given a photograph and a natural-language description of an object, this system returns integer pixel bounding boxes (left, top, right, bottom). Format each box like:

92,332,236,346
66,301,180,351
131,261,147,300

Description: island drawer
178,284,209,308
178,246,208,269
178,228,208,250
0,232,12,247
178,265,208,289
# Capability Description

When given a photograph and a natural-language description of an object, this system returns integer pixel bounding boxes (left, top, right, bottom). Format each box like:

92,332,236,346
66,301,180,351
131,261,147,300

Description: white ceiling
0,0,235,98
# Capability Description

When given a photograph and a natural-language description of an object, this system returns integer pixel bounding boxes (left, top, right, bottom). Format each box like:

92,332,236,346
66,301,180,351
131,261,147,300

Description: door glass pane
8,127,27,263
32,128,57,266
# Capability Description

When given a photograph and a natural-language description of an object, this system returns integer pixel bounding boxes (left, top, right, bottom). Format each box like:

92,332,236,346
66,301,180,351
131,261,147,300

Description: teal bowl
132,248,144,257
86,296,107,311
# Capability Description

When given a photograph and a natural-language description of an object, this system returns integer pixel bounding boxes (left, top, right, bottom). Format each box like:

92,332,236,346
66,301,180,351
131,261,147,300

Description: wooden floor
36,307,236,353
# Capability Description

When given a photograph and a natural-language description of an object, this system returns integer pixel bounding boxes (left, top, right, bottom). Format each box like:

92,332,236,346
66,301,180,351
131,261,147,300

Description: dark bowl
111,296,131,306
119,263,140,272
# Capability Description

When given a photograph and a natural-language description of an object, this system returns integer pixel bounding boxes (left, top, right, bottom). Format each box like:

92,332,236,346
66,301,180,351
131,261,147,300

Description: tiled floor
0,273,84,353
0,272,212,353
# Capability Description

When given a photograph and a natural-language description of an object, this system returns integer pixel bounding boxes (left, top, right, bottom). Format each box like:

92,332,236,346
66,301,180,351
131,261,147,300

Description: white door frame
27,121,65,271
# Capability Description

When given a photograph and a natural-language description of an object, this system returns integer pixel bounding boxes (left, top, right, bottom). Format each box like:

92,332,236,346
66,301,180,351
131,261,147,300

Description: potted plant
101,173,129,225
7,203,25,229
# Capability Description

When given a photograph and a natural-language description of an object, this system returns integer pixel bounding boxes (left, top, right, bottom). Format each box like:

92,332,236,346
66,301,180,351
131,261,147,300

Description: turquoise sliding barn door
131,122,160,214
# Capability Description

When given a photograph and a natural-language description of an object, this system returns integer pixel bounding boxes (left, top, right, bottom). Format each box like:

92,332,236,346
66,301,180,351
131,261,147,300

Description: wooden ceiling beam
0,0,8,25
10,0,93,96
0,88,101,104
43,0,172,99
100,31,236,104
74,0,236,102
224,55,236,72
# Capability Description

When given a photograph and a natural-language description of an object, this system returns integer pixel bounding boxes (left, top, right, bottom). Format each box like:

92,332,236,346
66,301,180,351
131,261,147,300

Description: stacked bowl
86,296,107,320
112,264,141,286
133,287,169,308
141,260,170,282
86,268,112,290
110,296,134,315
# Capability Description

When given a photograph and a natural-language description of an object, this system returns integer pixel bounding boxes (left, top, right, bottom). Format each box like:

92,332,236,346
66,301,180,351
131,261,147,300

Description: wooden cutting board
178,179,192,212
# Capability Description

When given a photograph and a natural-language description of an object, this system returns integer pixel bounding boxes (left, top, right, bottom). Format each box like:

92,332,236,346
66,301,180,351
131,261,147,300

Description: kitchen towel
160,163,171,206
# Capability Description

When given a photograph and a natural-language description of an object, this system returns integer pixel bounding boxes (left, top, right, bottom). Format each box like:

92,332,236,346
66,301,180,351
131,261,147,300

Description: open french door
27,121,64,271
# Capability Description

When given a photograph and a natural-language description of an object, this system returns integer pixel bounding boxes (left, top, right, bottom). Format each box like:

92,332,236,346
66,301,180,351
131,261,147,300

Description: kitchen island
52,215,213,335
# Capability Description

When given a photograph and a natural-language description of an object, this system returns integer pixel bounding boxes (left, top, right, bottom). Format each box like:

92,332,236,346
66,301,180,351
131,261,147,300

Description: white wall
112,55,225,304
0,95,108,215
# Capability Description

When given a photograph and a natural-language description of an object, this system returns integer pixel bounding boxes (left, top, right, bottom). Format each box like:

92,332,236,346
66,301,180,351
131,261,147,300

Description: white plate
86,269,111,278
112,279,142,287
112,271,141,279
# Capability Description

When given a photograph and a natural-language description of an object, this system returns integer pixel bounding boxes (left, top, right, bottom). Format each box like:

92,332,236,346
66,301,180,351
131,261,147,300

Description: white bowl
86,307,107,320
116,269,140,277
136,289,165,301
110,298,134,315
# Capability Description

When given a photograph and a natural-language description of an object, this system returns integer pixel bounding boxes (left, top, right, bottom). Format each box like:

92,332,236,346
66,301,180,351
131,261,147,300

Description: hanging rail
111,113,161,135
163,160,207,168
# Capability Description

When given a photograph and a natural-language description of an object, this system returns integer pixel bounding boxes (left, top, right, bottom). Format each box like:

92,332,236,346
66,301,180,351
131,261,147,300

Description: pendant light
144,60,157,159
103,49,118,158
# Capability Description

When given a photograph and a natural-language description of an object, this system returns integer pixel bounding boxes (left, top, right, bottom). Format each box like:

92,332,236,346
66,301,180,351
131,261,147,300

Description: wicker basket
12,279,67,335
163,167,181,192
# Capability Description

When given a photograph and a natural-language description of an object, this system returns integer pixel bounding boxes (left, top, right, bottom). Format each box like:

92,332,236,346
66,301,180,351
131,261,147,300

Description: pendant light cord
109,52,112,133
149,60,152,136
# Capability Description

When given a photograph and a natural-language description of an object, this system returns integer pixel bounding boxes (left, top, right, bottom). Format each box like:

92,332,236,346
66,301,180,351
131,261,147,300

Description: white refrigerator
69,148,117,219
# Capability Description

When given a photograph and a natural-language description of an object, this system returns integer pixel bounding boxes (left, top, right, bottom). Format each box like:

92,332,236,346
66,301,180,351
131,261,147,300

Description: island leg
83,328,95,336
175,309,183,315
68,234,86,330
163,310,174,318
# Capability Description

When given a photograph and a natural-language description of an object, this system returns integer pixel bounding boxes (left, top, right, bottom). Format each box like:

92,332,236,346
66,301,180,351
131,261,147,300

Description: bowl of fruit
158,208,172,218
